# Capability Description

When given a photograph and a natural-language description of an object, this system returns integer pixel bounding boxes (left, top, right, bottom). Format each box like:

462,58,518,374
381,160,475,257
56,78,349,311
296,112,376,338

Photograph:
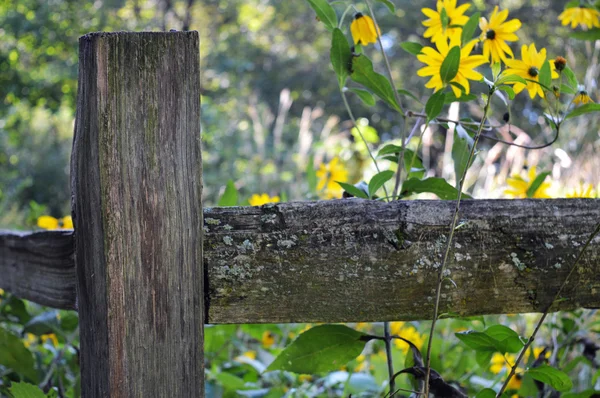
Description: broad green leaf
0,329,37,382
305,0,338,31
484,325,519,342
562,66,578,89
526,364,573,392
444,92,477,104
368,170,394,198
375,0,395,13
440,46,461,83
23,310,60,336
351,55,402,113
475,388,497,398
491,62,502,80
497,85,515,100
307,155,318,194
484,325,524,353
562,390,600,398
331,28,351,88
565,103,600,120
349,88,376,106
401,177,472,200
215,372,249,391
218,179,238,206
452,125,475,190
440,7,449,30
475,349,495,368
425,90,446,122
400,41,423,56
570,28,600,41
266,324,367,374
377,144,403,157
560,83,575,95
461,12,480,45
538,60,552,92
526,171,550,198
337,182,369,199
455,330,499,351
9,382,46,398
0,295,31,323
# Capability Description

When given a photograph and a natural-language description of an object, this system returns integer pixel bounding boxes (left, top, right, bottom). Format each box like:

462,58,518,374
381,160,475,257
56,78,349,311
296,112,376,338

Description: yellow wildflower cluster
316,157,348,199
37,215,73,230
504,167,552,199
390,321,426,353
248,193,280,206
350,13,380,46
558,6,600,29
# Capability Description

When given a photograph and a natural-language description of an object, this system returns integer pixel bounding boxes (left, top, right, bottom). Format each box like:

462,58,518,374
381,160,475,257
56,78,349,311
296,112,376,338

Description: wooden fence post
71,32,203,397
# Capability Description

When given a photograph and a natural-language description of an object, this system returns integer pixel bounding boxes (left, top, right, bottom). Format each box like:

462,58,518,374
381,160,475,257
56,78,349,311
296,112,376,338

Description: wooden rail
2,199,599,323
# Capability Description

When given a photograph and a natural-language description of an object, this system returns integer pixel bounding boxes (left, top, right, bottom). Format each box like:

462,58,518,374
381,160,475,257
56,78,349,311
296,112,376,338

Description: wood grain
70,32,203,397
2,199,599,324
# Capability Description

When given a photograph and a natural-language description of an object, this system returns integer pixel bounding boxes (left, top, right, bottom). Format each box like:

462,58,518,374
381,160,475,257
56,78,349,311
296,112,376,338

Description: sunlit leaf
425,89,446,122
351,55,403,113
9,382,47,398
452,124,475,190
400,41,423,56
368,170,394,198
440,46,461,83
526,365,573,392
266,325,367,374
331,28,351,88
375,0,395,13
526,171,550,198
538,60,552,92
349,88,376,106
337,182,369,199
461,12,480,45
218,180,238,206
305,0,338,31
401,177,471,200
562,66,578,89
565,103,600,120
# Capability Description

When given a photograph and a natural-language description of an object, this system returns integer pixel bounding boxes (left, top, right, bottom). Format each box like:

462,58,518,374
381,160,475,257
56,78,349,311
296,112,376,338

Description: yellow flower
479,6,521,64
558,6,600,29
350,13,380,46
298,374,312,383
422,0,471,44
504,166,552,199
566,183,597,198
242,350,257,360
390,321,405,336
490,352,516,374
355,322,371,331
503,43,559,99
393,325,426,354
262,330,275,348
37,215,73,230
0,288,4,296
417,33,487,97
42,333,59,347
506,373,522,391
248,193,280,206
573,86,594,106
23,333,37,348
316,157,348,199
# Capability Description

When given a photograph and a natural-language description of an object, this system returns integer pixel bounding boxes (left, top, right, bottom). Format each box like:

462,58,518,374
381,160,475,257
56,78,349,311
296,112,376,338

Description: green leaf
9,382,47,398
266,324,367,374
475,349,495,368
400,41,423,56
377,144,403,157
349,88,376,106
440,7,449,30
375,0,395,13
378,146,425,179
401,177,471,200
497,85,515,100
570,28,600,41
461,12,480,45
484,325,524,353
562,66,578,89
218,179,238,206
452,125,475,190
337,182,369,199
565,103,600,120
215,372,249,391
491,62,502,80
351,55,402,113
425,90,446,122
440,46,461,83
331,28,351,88
455,330,499,351
538,60,552,92
23,310,61,336
0,329,37,382
526,364,573,392
305,0,338,31
496,74,527,86
368,170,394,198
475,388,497,398
562,390,600,398
560,83,575,95
526,171,550,198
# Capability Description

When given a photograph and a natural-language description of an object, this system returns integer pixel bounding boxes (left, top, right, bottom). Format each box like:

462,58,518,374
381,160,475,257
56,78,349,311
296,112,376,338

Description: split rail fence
0,32,599,397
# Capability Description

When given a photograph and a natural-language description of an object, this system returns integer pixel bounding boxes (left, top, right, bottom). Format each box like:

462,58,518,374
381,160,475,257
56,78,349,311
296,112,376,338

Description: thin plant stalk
423,92,494,395
496,220,600,397
383,322,396,397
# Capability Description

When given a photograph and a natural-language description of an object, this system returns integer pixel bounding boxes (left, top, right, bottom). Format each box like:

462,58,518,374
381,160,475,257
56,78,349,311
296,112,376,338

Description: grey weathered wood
1,199,599,323
71,32,203,397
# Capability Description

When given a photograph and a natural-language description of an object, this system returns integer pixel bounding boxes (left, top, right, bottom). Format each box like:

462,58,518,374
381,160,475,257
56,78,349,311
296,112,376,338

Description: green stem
423,91,494,396
496,220,600,397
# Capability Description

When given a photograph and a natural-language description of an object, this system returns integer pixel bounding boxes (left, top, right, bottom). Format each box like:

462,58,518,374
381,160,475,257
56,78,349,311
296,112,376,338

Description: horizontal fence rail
2,198,599,323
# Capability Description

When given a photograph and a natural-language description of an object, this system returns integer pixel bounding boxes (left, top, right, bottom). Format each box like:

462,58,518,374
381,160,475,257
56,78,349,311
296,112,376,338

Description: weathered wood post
71,32,203,396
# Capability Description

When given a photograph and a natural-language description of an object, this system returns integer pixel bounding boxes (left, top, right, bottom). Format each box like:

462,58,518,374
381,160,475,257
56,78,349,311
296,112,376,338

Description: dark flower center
486,30,496,40
528,67,539,77
354,12,364,19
